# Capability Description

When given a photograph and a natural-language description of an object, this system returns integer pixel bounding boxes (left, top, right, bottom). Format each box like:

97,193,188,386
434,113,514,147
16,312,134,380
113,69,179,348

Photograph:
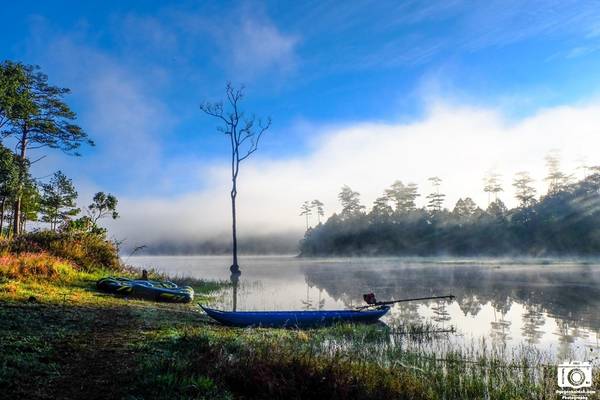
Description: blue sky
3,1,600,242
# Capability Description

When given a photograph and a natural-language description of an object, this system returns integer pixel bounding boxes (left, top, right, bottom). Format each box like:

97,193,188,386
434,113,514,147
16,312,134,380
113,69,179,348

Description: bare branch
28,144,50,150
199,101,230,125
29,155,47,164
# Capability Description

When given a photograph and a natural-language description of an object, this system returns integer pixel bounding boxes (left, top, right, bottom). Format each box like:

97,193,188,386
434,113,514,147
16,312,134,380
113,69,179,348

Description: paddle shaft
356,294,455,309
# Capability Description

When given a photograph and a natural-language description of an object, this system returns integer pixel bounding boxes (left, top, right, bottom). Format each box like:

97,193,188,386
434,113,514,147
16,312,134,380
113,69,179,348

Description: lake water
129,255,600,362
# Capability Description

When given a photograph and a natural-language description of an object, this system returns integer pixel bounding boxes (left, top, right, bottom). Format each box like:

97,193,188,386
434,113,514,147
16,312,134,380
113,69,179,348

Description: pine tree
0,144,18,236
88,192,119,225
384,180,419,213
487,199,508,219
2,63,92,234
40,171,79,231
19,178,40,232
370,195,393,221
513,171,536,208
483,172,503,204
452,197,479,219
426,177,445,213
310,199,325,224
544,150,570,195
338,185,365,218
300,201,312,230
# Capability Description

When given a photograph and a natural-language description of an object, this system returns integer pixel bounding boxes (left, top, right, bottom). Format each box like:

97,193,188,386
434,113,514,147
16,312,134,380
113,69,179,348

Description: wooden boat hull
200,305,390,328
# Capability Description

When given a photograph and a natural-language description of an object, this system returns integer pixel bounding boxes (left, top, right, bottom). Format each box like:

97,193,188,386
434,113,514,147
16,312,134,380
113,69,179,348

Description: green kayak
96,277,194,303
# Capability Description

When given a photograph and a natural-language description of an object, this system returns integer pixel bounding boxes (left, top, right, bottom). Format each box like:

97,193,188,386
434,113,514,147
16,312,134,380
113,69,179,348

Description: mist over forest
301,154,600,257
131,152,600,257
129,232,300,256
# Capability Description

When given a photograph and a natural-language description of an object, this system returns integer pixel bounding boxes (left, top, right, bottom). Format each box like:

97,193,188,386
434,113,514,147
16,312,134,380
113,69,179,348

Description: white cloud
228,19,299,75
108,100,600,244
23,23,176,191
199,10,299,79
169,5,300,79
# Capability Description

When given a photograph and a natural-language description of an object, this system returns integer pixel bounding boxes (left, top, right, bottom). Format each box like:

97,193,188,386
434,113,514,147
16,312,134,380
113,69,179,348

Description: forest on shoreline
300,157,600,257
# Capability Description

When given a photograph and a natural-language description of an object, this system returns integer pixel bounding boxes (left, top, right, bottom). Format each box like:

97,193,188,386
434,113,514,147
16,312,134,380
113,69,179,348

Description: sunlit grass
127,319,600,399
133,322,586,399
2,251,599,399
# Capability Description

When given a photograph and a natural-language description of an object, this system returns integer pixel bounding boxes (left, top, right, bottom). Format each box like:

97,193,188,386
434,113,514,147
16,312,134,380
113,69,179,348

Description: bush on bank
0,231,120,272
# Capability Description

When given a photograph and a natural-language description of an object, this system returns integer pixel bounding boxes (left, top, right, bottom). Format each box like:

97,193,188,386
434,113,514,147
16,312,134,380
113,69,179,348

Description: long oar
356,294,455,310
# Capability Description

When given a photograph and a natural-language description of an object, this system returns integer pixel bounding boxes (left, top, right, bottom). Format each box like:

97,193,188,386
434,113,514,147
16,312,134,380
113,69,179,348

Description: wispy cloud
293,0,600,71
154,4,301,81
23,17,175,194
227,18,299,77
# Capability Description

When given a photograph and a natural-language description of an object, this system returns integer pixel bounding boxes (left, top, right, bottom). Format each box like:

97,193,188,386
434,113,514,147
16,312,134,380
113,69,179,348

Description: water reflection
230,269,241,311
302,260,600,337
129,255,600,358
521,305,545,345
299,258,600,358
300,282,326,311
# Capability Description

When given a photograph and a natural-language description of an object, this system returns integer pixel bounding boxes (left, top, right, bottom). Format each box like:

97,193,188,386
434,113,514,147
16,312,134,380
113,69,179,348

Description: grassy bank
1,233,598,399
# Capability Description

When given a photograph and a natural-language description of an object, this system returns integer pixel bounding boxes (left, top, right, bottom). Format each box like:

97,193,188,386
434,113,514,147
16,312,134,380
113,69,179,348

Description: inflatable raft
97,277,194,303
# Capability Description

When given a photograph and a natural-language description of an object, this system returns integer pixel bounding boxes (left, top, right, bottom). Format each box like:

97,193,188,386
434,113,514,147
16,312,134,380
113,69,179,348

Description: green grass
1,250,599,399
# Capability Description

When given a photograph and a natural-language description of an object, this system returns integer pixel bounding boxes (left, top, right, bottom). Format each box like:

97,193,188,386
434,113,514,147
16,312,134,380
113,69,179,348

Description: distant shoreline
126,252,600,264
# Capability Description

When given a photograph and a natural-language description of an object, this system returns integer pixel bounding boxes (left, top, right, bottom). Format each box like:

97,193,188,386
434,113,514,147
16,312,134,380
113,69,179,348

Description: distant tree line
300,153,600,256
0,60,118,237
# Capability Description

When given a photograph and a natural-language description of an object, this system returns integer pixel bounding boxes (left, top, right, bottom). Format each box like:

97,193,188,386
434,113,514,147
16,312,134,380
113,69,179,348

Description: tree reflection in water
301,260,600,350
521,304,545,345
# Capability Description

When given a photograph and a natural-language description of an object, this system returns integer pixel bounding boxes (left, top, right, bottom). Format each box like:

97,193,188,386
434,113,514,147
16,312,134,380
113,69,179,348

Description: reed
133,322,600,400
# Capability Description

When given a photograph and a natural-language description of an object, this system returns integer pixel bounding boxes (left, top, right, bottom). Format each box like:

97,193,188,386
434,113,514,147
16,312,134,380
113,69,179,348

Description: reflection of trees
491,295,512,316
431,300,451,325
393,302,423,326
300,283,326,310
555,320,589,360
301,283,312,310
302,261,600,333
490,295,512,345
521,305,545,345
459,295,482,316
317,289,325,310
490,308,512,346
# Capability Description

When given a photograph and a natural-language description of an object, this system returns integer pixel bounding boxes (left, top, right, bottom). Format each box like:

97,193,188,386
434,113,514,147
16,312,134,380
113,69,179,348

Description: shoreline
1,244,598,399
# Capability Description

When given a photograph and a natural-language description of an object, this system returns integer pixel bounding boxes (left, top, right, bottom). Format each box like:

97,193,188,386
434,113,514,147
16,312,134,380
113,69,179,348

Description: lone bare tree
201,83,271,273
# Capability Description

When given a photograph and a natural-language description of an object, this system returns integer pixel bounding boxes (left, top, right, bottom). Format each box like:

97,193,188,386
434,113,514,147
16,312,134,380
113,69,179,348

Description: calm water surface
129,255,600,361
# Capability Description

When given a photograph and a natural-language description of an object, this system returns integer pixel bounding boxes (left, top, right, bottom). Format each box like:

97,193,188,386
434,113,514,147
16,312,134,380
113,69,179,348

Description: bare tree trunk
13,127,27,236
230,182,239,272
12,198,21,235
200,84,270,276
0,197,4,237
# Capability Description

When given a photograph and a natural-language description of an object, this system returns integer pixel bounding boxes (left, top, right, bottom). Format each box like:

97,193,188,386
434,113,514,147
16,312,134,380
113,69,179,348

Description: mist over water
130,255,600,361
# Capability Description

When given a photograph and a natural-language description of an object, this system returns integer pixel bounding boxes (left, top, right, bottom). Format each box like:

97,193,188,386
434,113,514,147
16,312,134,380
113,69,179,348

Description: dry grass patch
0,252,77,282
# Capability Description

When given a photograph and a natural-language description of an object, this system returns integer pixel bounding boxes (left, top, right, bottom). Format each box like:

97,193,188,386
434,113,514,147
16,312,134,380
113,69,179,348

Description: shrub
0,252,76,281
8,231,120,272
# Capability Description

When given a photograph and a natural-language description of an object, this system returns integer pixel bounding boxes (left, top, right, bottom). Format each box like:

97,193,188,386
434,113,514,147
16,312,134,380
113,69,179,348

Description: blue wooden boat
200,305,390,328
